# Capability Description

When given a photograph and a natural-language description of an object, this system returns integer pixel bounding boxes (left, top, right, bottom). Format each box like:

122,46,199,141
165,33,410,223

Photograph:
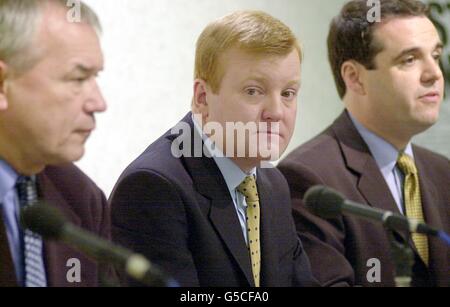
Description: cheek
213,97,255,124
368,71,398,99
283,104,297,130
438,77,445,95
207,96,226,121
42,100,83,144
388,71,420,101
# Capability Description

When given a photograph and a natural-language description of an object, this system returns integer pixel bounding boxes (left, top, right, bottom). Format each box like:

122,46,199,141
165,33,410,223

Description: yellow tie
237,176,261,287
397,153,429,265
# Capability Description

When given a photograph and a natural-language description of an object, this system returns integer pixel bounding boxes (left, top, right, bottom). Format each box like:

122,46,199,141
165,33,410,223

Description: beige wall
79,0,449,196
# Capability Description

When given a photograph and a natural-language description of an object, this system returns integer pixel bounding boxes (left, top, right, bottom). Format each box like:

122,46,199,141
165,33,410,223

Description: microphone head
20,203,66,239
303,185,345,219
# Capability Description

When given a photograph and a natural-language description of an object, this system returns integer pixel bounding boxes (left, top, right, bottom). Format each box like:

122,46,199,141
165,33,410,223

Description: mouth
257,131,283,138
419,91,441,103
75,127,95,137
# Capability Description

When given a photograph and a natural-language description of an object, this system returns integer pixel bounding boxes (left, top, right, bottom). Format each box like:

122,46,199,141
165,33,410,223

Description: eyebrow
393,42,444,62
286,80,301,88
71,64,103,74
243,76,301,87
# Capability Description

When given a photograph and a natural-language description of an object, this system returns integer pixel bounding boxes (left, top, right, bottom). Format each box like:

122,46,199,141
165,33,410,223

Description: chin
257,135,284,152
54,146,86,165
417,112,440,127
257,146,282,161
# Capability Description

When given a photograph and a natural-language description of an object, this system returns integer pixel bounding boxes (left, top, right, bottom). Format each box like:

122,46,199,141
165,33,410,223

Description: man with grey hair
0,0,110,287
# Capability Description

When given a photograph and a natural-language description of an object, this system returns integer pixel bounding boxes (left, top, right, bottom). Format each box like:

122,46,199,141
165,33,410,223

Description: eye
245,87,263,96
282,90,297,100
402,56,416,66
72,76,88,83
432,53,442,62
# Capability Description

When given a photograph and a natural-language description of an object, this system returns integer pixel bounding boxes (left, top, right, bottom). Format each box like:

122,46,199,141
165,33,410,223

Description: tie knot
16,176,38,207
397,154,417,175
237,176,259,202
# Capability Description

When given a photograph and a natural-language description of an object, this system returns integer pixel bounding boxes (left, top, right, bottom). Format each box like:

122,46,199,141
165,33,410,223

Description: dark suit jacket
110,113,317,287
278,111,450,287
0,164,111,287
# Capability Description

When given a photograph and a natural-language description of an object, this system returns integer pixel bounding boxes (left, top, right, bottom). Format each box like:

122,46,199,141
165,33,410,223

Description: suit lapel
414,147,448,278
170,113,254,286
333,112,401,215
0,169,83,287
37,169,82,286
333,112,437,265
333,111,416,249
256,169,278,287
187,156,254,286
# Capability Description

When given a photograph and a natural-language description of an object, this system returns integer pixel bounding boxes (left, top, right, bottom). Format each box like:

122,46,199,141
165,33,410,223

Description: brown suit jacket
278,111,450,287
0,164,111,287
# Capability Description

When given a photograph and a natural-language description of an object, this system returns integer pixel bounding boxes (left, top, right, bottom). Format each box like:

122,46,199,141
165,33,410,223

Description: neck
357,119,411,151
0,140,44,176
345,105,412,151
203,131,258,174
230,157,258,174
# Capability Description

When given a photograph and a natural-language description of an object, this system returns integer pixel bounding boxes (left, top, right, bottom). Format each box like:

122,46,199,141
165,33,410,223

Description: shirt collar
349,113,414,174
0,160,19,202
192,114,257,194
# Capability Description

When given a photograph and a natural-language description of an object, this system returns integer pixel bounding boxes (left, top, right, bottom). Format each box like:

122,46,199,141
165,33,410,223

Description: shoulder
414,144,450,165
42,163,104,199
39,163,108,234
258,166,288,186
110,132,195,205
279,128,342,179
120,133,189,184
282,128,340,168
413,144,450,179
257,166,291,206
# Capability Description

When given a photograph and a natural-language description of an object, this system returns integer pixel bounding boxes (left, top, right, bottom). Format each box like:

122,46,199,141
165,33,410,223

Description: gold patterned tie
397,153,429,265
237,176,261,287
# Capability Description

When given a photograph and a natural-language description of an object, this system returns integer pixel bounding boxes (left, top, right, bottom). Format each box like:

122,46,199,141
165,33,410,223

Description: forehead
219,48,301,81
373,16,441,55
33,3,103,70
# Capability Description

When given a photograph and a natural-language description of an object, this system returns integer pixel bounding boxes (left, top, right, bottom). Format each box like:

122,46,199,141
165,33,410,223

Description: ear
0,61,9,111
341,60,366,96
192,79,210,123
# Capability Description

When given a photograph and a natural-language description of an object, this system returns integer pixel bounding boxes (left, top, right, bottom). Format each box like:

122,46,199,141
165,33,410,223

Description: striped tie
397,154,429,266
238,176,261,287
16,176,47,287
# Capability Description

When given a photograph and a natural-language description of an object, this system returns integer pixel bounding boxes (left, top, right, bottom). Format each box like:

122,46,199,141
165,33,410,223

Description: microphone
304,185,446,238
20,203,177,287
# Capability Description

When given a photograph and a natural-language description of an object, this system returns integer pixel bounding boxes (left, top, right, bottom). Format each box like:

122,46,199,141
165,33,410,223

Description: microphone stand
386,229,414,287
99,264,120,287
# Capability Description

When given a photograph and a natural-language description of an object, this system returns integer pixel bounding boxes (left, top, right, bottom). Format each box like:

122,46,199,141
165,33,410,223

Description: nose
261,94,283,122
84,80,107,114
421,56,443,86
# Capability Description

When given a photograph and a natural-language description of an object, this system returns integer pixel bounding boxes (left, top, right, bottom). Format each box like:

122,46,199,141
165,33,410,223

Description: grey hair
0,0,101,73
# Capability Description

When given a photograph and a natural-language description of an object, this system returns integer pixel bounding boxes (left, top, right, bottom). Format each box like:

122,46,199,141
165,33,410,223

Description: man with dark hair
278,0,449,287
0,0,110,287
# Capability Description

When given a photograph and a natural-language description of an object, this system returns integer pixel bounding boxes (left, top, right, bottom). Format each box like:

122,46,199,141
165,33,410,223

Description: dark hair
328,0,429,98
